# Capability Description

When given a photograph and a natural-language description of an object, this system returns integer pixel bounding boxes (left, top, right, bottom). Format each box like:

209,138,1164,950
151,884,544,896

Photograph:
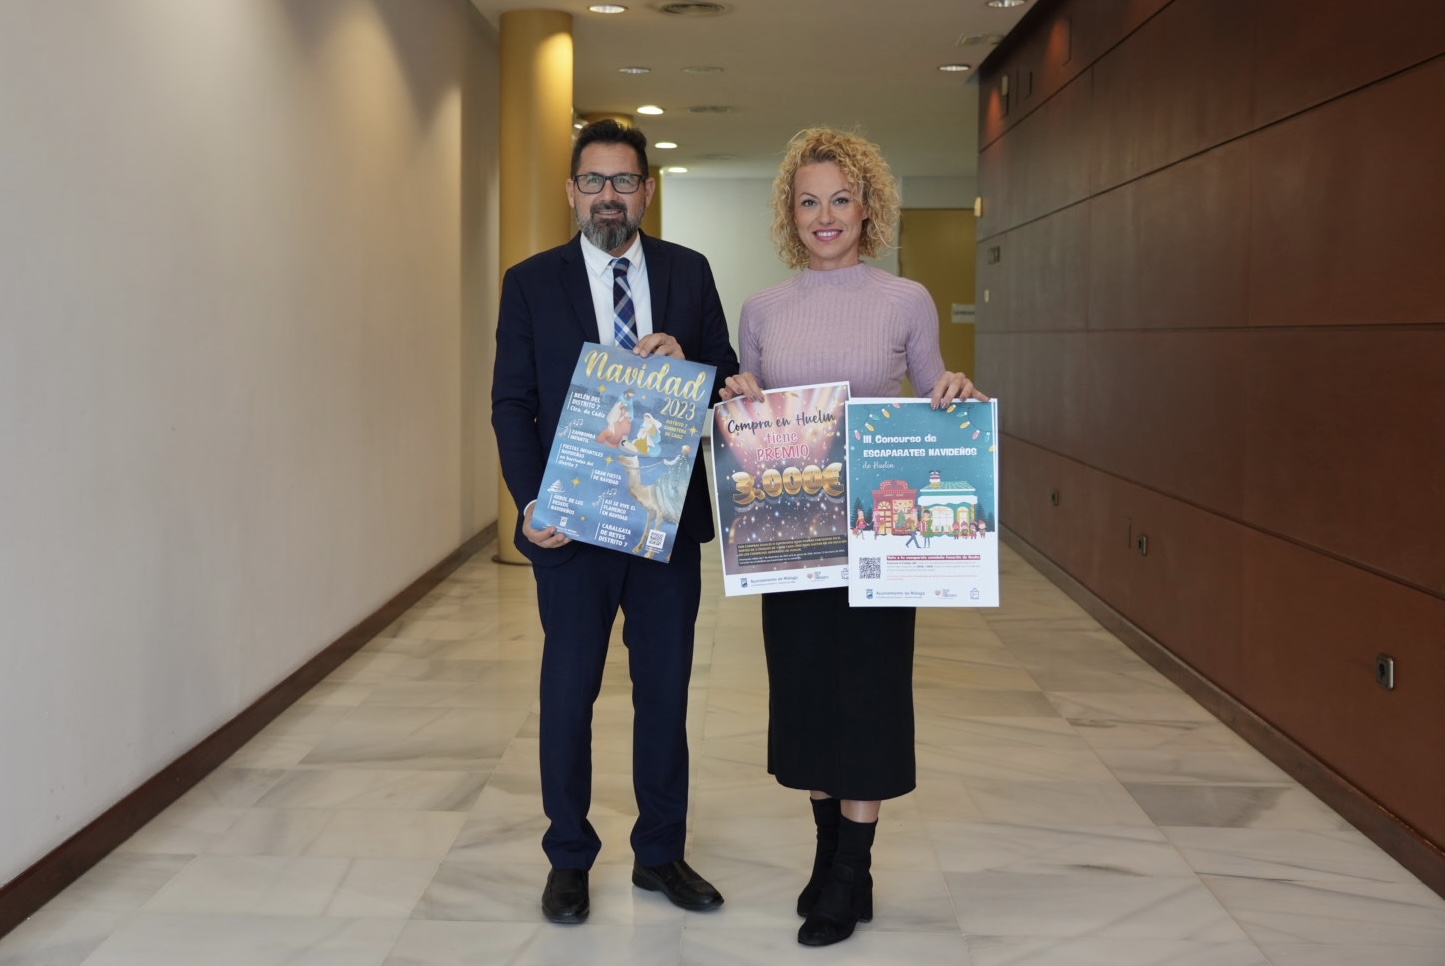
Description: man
491,120,738,925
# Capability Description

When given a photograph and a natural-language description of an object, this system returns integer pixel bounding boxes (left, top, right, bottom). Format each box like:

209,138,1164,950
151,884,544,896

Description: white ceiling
466,0,1032,179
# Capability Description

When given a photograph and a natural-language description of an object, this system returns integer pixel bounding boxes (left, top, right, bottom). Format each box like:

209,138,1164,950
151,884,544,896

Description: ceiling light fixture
663,166,689,174
588,4,628,13
986,0,1026,7
655,141,678,149
938,64,972,72
618,66,651,74
636,104,664,115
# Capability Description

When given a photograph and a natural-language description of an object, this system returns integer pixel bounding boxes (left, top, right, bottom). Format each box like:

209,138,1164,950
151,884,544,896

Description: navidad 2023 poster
531,342,716,563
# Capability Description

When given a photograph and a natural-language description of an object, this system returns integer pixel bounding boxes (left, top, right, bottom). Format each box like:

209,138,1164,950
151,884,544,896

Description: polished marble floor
4,542,1444,965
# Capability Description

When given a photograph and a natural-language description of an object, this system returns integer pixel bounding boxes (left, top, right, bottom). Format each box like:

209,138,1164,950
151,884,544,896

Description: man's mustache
590,201,627,216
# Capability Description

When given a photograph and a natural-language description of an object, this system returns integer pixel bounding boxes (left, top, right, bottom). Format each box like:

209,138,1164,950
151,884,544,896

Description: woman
719,128,987,947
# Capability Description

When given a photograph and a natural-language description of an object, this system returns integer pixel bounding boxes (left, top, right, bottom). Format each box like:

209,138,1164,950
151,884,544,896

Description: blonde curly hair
770,128,901,270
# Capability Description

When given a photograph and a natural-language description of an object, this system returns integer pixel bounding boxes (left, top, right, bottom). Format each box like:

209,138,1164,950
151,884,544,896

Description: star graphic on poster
571,477,582,487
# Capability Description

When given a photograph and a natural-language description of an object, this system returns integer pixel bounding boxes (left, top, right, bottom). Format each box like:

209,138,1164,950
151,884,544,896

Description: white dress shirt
578,231,653,345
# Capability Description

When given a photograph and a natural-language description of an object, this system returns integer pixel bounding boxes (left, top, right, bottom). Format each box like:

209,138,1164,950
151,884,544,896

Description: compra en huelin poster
845,398,1000,607
531,342,716,563
710,382,850,595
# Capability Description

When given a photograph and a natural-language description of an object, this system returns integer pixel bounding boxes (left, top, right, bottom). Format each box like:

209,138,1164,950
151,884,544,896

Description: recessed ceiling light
588,4,628,13
682,65,725,74
938,63,972,72
655,141,678,149
636,104,665,115
986,0,1025,7
663,166,689,174
618,66,651,75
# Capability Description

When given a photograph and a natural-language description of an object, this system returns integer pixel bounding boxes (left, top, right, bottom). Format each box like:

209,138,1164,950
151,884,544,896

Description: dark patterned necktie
610,257,637,350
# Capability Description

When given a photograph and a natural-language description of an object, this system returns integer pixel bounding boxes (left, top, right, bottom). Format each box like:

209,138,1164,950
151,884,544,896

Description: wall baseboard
1004,529,1445,900
0,524,499,939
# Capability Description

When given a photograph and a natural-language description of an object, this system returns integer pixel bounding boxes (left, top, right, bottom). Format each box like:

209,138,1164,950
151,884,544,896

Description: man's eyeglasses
573,172,645,194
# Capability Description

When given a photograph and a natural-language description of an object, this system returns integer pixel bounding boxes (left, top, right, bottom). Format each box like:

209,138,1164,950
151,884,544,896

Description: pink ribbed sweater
737,262,945,396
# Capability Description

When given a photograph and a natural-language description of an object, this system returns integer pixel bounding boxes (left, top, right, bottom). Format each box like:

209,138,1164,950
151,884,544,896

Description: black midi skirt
760,587,916,801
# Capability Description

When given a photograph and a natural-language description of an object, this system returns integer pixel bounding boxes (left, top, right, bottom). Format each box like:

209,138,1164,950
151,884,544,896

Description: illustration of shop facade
868,472,983,538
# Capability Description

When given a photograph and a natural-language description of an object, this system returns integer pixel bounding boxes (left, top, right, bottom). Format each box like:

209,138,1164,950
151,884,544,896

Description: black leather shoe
631,859,724,911
542,868,589,924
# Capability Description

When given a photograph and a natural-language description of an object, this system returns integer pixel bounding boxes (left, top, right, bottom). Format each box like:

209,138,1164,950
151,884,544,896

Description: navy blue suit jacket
491,232,739,567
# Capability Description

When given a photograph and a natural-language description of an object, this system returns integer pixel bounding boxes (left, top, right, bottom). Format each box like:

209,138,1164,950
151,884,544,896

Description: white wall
0,0,499,886
661,178,793,344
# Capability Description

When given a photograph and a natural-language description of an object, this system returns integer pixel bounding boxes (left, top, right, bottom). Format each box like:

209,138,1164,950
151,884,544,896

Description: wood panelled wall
975,0,1445,888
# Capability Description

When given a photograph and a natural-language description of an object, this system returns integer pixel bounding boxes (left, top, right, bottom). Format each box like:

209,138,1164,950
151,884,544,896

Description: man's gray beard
578,204,642,253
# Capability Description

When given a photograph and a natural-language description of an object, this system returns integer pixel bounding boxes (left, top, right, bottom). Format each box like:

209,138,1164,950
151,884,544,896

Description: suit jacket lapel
559,235,600,343
642,232,672,334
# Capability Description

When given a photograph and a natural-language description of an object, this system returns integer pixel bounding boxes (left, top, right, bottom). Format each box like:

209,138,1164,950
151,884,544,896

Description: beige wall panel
898,209,977,377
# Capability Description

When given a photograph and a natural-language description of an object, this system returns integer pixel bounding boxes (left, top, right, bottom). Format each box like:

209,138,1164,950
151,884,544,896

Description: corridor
3,543,1443,965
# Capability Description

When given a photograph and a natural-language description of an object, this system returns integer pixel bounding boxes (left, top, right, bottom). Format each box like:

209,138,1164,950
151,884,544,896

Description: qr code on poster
645,529,666,550
858,557,881,579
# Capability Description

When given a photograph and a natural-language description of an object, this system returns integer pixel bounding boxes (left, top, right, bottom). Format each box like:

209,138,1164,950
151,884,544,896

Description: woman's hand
719,372,766,403
929,371,990,409
521,502,570,549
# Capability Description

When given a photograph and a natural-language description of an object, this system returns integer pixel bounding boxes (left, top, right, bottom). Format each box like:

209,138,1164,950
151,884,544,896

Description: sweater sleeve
738,296,768,390
901,283,946,395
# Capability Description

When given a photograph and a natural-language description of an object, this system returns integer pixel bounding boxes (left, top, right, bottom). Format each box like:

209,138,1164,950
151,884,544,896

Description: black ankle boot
797,797,841,917
797,816,875,947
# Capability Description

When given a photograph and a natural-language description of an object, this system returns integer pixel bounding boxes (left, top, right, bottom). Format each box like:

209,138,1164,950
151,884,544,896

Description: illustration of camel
616,446,692,558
